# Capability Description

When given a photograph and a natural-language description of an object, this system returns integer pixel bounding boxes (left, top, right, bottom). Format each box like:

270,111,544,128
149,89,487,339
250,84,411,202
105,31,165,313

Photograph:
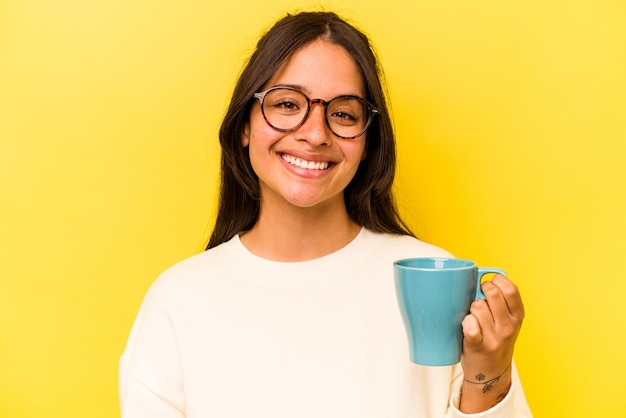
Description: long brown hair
207,11,414,249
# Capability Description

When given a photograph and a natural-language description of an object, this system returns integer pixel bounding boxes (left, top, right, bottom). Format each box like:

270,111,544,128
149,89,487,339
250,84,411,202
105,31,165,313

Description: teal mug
393,257,506,366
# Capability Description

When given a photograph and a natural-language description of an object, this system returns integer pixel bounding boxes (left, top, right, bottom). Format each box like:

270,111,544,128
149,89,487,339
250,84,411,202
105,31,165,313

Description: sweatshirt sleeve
446,362,532,418
119,281,185,418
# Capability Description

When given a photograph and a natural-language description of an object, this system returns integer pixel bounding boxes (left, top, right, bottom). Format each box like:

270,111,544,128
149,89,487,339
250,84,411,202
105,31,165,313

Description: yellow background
1,0,624,416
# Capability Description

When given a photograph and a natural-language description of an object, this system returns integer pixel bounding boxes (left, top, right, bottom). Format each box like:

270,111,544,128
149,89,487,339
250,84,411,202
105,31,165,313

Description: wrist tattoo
463,364,511,393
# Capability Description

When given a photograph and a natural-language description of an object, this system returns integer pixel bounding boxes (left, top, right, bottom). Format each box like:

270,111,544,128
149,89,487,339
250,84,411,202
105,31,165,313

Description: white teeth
282,154,329,170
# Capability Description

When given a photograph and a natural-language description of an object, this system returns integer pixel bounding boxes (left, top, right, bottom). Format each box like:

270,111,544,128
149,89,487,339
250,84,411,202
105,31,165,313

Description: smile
281,154,330,170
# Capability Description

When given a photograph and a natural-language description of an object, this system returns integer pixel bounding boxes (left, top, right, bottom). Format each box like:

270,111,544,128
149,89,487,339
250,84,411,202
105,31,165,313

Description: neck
240,199,361,262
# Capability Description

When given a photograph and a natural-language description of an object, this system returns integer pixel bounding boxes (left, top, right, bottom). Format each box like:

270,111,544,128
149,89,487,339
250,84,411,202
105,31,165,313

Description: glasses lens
261,88,308,131
327,97,369,138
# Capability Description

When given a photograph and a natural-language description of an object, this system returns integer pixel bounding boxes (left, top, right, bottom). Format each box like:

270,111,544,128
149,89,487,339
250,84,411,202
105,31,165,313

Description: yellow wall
1,0,624,416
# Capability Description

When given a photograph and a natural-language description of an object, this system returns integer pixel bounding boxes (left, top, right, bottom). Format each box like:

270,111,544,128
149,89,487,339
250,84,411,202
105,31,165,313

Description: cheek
246,110,278,146
245,124,283,175
350,140,367,164
342,143,367,181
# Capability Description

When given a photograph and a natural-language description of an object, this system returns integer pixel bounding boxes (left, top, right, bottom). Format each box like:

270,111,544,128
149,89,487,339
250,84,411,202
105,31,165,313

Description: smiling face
242,38,368,215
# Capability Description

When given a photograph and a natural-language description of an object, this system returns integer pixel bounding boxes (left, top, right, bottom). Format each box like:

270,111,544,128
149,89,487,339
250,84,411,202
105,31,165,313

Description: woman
120,11,531,417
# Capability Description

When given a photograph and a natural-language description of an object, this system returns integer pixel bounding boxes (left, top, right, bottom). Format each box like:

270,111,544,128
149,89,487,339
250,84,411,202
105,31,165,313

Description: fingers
480,281,511,328
491,274,525,320
481,275,525,325
465,274,524,349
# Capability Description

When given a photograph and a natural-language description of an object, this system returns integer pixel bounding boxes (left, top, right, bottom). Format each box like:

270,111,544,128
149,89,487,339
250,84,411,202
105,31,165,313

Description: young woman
120,11,531,417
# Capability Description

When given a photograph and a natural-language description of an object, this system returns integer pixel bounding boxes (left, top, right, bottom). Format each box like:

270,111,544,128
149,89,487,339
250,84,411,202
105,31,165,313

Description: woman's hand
458,274,525,413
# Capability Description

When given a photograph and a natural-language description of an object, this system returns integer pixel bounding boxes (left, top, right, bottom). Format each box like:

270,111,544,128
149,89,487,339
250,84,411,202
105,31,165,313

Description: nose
296,101,331,146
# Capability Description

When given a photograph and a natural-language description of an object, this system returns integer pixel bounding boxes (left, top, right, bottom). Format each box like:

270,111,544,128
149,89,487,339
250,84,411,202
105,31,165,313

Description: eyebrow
272,83,308,94
270,83,366,100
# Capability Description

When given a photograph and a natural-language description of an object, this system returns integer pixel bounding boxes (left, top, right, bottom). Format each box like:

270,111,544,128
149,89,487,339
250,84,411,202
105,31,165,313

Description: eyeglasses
253,86,380,139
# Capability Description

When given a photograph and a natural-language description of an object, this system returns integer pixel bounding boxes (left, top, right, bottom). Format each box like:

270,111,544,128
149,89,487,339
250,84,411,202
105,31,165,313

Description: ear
241,122,250,147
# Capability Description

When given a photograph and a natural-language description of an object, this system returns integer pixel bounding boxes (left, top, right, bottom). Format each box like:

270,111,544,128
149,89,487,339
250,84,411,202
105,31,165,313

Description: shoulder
145,237,239,299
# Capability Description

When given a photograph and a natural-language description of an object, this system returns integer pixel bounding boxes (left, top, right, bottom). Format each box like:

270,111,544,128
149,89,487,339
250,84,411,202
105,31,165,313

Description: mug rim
393,257,477,270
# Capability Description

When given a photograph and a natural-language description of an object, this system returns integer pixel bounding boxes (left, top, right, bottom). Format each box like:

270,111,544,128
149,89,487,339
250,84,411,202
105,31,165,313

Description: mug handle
475,267,507,300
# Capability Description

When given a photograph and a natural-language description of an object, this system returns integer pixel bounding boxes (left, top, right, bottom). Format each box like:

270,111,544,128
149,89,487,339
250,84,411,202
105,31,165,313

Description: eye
331,110,358,122
273,99,300,112
328,97,365,126
264,88,307,115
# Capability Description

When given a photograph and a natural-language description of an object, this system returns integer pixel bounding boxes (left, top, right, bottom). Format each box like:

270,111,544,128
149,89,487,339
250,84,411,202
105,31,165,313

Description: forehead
265,39,365,98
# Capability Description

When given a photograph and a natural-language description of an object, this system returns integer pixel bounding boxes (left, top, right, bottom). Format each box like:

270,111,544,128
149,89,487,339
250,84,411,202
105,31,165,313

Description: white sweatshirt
120,228,532,417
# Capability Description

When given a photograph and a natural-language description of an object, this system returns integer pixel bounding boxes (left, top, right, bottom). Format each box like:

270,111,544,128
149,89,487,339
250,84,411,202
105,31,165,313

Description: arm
119,285,185,418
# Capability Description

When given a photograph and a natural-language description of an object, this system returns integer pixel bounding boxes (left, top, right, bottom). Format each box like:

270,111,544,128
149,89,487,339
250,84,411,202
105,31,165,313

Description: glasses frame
253,86,380,139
